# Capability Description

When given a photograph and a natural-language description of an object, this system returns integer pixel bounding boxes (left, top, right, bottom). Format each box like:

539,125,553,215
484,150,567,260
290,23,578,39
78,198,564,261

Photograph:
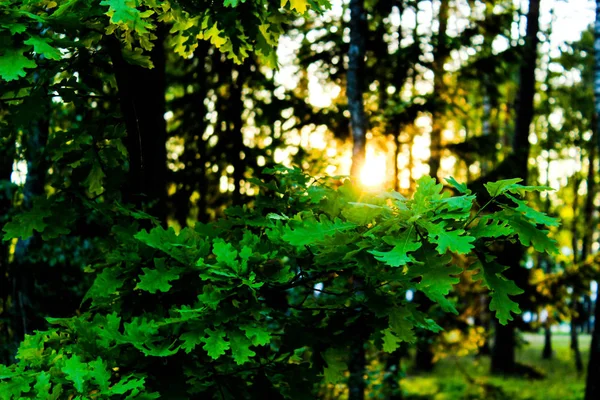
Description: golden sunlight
359,148,388,188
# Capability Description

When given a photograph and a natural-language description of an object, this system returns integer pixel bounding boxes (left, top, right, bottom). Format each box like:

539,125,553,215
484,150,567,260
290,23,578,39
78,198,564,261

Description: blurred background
2,0,600,399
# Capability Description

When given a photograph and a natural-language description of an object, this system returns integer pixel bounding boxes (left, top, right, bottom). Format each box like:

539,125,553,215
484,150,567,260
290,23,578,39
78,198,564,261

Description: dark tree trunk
584,2,600,397
384,349,404,400
428,0,449,181
348,0,368,178
9,108,50,360
512,0,540,173
413,291,435,372
230,65,247,206
347,0,368,397
348,340,366,400
542,325,553,359
491,319,516,374
541,259,553,360
0,137,16,364
572,308,584,373
107,27,168,225
490,0,540,375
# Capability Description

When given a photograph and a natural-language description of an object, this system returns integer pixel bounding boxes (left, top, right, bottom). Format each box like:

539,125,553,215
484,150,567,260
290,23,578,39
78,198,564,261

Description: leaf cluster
0,169,557,398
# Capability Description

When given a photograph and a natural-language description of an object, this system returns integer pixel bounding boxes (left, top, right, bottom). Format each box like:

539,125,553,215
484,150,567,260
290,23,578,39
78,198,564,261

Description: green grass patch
401,333,590,400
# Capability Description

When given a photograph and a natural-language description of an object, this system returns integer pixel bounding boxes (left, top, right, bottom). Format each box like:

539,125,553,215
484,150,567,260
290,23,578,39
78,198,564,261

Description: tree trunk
490,0,540,375
348,0,368,178
542,324,553,359
10,106,50,359
107,26,168,225
584,2,600,397
347,0,368,397
384,349,404,400
512,0,540,173
0,137,16,364
572,304,584,373
230,65,247,206
428,0,449,181
348,340,366,400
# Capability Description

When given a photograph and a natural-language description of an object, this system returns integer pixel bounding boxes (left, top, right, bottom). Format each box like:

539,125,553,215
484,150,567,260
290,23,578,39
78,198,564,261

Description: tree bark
348,0,368,178
428,0,449,181
584,1,600,397
0,136,16,364
512,0,540,173
107,26,168,225
230,65,247,206
347,0,368,397
490,0,540,375
348,339,366,400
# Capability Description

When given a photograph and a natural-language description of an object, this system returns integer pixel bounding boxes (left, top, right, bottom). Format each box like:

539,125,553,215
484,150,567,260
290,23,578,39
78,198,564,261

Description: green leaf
62,355,88,393
381,329,401,353
388,307,416,342
503,212,559,254
422,222,475,254
0,375,31,398
34,371,52,399
473,259,524,325
412,176,445,213
202,328,229,359
446,177,469,194
197,285,226,310
136,258,182,293
368,230,421,267
506,194,559,227
180,330,205,354
82,267,124,305
228,330,256,365
212,239,239,270
3,202,51,241
281,214,356,246
110,374,145,395
414,252,462,313
85,162,105,196
24,36,62,60
0,47,36,81
88,358,111,392
484,178,523,197
469,215,514,238
100,0,153,34
240,324,271,346
135,226,210,265
322,348,347,384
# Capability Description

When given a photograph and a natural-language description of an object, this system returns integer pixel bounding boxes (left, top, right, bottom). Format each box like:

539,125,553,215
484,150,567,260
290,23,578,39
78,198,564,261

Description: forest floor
402,333,591,400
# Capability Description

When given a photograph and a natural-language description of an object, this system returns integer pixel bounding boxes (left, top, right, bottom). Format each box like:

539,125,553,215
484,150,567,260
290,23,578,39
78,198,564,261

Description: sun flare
359,150,387,188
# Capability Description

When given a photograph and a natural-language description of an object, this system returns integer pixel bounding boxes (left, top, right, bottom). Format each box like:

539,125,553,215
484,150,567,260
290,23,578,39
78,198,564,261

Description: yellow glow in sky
360,149,387,188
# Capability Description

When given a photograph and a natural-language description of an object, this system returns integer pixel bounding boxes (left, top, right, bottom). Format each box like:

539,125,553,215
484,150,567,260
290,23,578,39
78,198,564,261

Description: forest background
1,0,600,399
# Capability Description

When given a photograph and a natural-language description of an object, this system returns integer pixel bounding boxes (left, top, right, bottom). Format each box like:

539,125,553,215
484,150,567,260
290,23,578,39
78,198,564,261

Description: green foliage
0,169,557,398
0,0,332,82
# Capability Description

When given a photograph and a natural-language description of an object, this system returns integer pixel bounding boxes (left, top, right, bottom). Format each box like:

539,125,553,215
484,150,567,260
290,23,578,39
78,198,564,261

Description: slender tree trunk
347,0,368,397
384,349,404,400
107,26,168,225
512,0,540,173
542,324,553,359
230,65,246,206
0,137,15,364
584,2,600,397
10,107,50,356
572,305,584,373
490,0,540,375
348,0,367,178
428,0,449,181
348,340,366,400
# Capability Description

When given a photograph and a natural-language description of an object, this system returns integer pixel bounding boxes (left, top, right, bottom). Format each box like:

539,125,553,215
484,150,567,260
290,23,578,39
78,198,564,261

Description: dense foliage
0,166,557,398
